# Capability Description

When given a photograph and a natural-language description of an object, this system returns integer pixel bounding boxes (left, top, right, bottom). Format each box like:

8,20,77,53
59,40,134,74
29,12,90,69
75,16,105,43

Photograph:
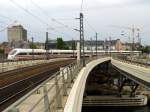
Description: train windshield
9,50,17,55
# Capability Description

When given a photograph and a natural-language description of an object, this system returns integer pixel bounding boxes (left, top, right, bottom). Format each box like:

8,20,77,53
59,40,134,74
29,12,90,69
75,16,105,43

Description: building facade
84,39,123,51
0,42,12,55
7,24,27,42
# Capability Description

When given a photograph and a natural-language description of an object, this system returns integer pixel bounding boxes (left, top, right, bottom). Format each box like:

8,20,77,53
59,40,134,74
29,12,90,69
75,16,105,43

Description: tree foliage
30,43,37,49
141,46,150,54
0,49,4,54
56,37,69,50
56,38,64,49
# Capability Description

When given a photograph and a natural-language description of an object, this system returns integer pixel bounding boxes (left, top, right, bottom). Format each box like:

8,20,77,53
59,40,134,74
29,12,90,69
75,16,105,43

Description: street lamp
95,33,98,58
31,37,34,60
45,32,49,60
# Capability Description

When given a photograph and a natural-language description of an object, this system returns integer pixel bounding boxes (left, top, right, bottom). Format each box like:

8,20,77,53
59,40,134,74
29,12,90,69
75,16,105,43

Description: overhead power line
0,21,17,32
8,0,78,40
0,15,12,21
30,0,48,17
80,0,84,12
84,18,97,33
51,19,76,31
29,0,78,38
9,0,76,39
10,0,48,26
30,0,77,32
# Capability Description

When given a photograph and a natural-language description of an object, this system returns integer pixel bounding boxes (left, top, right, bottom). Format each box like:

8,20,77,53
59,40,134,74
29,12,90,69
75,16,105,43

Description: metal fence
4,60,83,112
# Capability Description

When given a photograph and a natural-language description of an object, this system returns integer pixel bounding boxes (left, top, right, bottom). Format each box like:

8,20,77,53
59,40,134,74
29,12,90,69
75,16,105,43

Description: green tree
0,49,4,54
56,37,69,49
56,37,64,49
30,43,37,49
141,46,150,54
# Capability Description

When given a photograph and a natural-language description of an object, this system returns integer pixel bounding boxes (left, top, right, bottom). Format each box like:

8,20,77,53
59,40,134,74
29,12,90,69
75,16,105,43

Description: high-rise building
7,24,27,42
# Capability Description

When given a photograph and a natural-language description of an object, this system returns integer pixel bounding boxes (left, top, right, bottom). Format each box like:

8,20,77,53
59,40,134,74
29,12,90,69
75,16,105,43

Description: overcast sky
0,0,150,45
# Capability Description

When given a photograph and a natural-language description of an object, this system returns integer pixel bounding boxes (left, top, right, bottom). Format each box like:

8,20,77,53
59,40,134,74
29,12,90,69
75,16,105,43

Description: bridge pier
112,64,141,98
130,84,139,97
117,74,139,97
117,75,127,97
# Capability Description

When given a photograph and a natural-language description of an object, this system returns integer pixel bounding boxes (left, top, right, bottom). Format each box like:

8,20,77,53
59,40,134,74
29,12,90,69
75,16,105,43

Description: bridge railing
112,55,150,68
4,60,84,112
4,57,107,112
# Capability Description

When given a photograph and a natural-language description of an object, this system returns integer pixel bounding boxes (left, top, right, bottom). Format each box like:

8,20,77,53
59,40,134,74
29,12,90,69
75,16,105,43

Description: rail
0,59,70,73
4,60,85,112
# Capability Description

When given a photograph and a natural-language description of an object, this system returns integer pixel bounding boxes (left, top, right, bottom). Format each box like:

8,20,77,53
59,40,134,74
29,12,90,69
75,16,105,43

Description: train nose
7,55,13,60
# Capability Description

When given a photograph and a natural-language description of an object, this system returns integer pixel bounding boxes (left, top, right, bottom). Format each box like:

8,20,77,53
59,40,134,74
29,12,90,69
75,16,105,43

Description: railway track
0,59,74,111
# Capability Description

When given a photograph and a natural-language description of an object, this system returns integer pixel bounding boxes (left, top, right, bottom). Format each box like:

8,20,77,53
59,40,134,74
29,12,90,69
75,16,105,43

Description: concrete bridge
65,57,150,112
4,57,150,112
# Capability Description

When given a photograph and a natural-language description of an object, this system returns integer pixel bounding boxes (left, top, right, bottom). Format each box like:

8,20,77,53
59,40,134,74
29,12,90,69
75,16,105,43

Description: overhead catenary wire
84,18,97,33
80,0,84,12
30,0,49,18
10,0,48,26
29,0,78,39
9,0,76,39
0,15,13,21
0,21,18,32
30,0,77,32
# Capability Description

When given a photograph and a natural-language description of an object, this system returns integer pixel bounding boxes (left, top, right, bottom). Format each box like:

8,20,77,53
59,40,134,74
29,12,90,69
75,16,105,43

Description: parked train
7,48,141,60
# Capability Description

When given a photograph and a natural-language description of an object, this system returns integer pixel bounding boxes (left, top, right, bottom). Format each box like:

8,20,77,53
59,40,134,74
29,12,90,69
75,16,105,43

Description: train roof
9,48,141,53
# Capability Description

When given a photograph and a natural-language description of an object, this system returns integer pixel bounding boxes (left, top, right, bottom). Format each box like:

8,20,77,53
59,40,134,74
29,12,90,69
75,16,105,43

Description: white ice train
7,48,77,60
7,48,141,60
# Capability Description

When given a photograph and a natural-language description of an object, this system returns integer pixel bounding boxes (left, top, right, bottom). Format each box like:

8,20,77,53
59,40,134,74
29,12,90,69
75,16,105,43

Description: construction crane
110,25,140,51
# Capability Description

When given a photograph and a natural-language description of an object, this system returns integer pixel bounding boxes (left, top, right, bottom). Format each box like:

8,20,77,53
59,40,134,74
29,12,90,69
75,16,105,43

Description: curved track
0,59,74,111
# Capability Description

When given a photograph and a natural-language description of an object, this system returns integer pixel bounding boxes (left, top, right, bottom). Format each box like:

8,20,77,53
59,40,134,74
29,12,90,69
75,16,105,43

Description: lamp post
72,38,75,58
95,33,98,58
90,37,93,57
31,37,34,60
45,32,49,60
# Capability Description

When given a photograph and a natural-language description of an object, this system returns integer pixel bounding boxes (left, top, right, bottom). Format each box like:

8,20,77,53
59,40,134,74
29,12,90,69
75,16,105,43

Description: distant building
34,42,45,49
9,40,29,49
48,39,57,49
65,40,77,50
0,42,12,55
122,42,141,51
7,24,27,42
104,39,123,51
84,40,104,50
83,39,123,51
7,23,28,48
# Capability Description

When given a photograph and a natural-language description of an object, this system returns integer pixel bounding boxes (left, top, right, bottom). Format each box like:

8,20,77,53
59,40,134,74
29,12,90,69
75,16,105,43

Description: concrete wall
64,57,111,112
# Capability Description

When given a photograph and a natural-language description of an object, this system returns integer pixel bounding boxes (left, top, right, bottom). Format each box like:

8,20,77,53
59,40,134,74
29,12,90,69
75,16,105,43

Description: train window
18,53,27,55
29,53,44,55
9,50,17,55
